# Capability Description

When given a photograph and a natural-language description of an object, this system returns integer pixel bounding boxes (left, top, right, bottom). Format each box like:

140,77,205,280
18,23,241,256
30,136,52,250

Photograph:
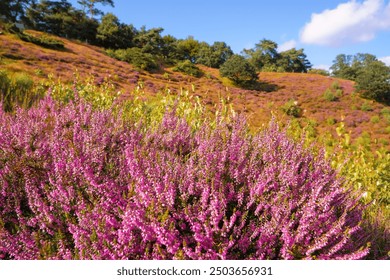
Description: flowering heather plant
0,93,370,259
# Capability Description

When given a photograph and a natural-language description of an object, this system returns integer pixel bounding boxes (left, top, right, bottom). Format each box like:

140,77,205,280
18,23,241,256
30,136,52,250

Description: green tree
133,26,164,55
196,41,233,68
160,34,179,63
96,13,135,49
278,48,312,73
243,39,279,71
25,0,97,41
77,0,114,18
0,0,33,22
176,36,201,63
330,54,357,80
355,60,390,104
219,54,258,87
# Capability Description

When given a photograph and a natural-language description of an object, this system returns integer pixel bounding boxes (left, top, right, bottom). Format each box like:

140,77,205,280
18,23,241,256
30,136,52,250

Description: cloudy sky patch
300,0,390,46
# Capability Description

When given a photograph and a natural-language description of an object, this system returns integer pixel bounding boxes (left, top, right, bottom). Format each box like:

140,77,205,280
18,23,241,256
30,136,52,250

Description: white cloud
300,0,390,46
278,40,297,52
379,56,390,65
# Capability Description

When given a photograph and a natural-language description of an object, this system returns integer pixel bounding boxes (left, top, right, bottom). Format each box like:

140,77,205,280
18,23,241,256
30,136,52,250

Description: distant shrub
360,101,373,112
308,68,329,76
0,96,369,260
331,81,341,90
323,83,343,102
18,32,64,50
335,89,343,98
173,60,203,77
370,116,380,124
381,108,390,124
323,89,337,102
327,117,337,125
380,108,390,116
106,47,159,71
281,99,302,117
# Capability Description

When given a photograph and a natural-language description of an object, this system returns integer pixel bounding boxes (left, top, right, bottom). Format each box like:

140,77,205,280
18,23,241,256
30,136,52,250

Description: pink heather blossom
0,95,370,259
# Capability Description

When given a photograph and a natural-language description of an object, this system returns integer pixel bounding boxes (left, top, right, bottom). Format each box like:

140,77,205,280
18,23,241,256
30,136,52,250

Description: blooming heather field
0,89,371,259
0,30,389,260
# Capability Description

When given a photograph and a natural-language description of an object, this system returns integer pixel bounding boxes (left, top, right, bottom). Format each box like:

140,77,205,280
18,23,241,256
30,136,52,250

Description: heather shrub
370,115,380,124
281,99,302,118
323,89,337,102
360,101,373,112
326,118,337,125
331,81,341,91
0,94,370,260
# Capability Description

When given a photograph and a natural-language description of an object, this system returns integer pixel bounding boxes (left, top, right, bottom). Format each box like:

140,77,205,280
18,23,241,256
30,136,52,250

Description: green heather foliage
323,84,343,102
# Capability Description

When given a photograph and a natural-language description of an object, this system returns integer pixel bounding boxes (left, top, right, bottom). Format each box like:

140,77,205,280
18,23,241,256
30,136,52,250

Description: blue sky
69,0,390,70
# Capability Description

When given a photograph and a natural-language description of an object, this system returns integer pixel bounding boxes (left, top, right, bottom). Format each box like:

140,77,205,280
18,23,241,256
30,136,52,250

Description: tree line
330,53,390,104
0,1,312,72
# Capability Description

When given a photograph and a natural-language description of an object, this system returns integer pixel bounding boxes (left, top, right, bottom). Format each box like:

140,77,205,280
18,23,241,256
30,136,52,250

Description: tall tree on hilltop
25,0,98,42
355,60,390,104
331,53,390,103
330,53,381,81
78,0,114,18
278,48,312,73
330,54,356,80
243,39,280,71
97,12,135,49
176,36,201,63
0,0,34,22
134,26,164,55
219,54,258,87
197,41,233,68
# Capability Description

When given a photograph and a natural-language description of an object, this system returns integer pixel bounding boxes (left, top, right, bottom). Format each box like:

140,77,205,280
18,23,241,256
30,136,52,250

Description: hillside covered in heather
0,1,389,260
1,28,389,150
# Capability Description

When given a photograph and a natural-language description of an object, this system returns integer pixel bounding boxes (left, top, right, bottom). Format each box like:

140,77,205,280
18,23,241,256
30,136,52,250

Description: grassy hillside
0,29,389,151
0,28,389,259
